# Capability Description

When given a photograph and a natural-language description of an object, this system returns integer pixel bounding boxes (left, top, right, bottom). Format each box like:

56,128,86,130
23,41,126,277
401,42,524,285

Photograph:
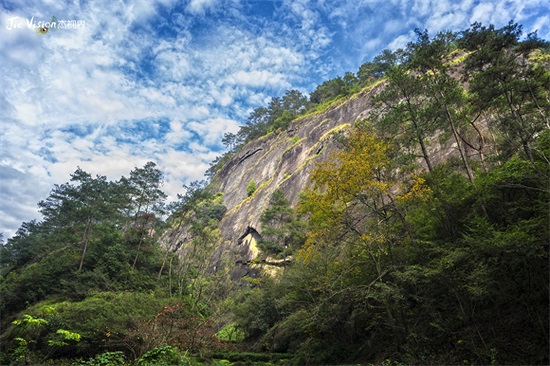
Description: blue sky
1,0,549,238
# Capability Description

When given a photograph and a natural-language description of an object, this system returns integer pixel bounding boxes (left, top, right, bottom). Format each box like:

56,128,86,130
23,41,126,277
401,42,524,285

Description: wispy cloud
1,0,548,237
186,0,221,15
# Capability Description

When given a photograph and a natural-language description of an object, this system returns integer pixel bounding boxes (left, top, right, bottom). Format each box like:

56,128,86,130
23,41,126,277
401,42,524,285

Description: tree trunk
405,93,434,172
79,216,93,271
416,128,433,172
132,237,143,269
442,97,474,182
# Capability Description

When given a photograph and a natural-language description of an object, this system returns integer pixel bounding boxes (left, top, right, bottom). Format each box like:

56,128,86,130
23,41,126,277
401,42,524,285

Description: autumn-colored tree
292,122,429,358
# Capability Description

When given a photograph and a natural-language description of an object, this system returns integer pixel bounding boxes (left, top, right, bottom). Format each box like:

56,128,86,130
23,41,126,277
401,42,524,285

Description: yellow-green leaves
298,123,395,252
12,314,49,327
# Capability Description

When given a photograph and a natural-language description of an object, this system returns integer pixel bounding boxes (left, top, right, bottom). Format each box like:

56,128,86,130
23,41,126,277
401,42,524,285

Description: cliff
159,80,477,279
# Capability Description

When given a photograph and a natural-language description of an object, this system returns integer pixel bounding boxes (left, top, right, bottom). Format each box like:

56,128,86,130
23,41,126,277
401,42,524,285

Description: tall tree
119,162,167,269
459,22,550,162
237,107,270,144
358,49,404,83
406,29,479,180
281,89,308,117
288,123,428,359
38,168,115,270
373,64,437,172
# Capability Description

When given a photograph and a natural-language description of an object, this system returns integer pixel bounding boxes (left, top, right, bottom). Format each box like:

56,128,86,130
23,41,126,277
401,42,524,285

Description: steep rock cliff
160,81,471,279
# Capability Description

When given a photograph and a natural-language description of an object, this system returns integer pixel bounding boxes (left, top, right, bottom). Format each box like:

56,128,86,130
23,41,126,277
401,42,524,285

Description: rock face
210,87,381,277
160,81,479,279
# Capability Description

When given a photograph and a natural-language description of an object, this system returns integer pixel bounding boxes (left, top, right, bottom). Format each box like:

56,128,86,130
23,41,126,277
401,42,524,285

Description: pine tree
259,189,305,258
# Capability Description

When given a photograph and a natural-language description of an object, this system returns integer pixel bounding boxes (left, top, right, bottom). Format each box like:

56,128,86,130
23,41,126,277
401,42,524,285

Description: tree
342,72,360,95
164,183,228,306
271,110,293,132
459,22,550,162
259,189,305,257
246,179,257,197
221,132,238,152
373,64,437,172
281,89,308,116
237,107,270,145
294,122,426,358
405,29,481,180
119,162,167,269
0,220,47,270
38,168,117,270
309,77,346,104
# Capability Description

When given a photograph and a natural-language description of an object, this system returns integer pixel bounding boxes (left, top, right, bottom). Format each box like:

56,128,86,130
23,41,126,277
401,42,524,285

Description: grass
320,123,351,141
295,95,349,121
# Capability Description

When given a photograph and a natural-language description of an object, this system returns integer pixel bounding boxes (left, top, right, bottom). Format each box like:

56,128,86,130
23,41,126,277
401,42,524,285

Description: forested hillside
1,22,549,365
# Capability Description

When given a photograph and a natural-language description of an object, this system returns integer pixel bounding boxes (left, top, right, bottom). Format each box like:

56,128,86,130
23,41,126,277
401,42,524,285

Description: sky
1,0,549,239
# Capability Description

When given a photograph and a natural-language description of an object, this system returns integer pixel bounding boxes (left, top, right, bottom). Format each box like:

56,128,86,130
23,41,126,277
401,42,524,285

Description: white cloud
187,117,240,147
1,0,548,238
470,2,495,24
187,0,220,15
426,10,467,31
387,33,414,50
529,15,550,39
228,70,290,89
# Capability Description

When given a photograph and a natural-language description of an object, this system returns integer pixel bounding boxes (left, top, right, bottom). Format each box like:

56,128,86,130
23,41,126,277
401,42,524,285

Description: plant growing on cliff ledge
246,179,257,197
259,189,305,257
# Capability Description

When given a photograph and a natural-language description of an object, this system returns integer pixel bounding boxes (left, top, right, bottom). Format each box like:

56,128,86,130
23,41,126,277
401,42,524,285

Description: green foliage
212,351,294,364
215,323,245,342
48,329,82,346
237,62,549,363
258,190,305,257
12,313,49,327
77,351,127,366
232,280,281,339
137,346,193,366
310,76,346,104
233,90,309,150
166,184,230,304
358,49,403,83
458,21,550,162
0,163,185,363
246,179,257,197
5,311,82,364
373,63,438,171
0,223,165,318
1,292,175,360
0,163,172,317
269,110,293,133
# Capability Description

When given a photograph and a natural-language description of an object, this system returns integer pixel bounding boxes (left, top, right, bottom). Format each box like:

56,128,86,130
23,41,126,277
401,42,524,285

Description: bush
247,180,257,197
137,346,198,366
77,351,127,366
215,323,245,342
0,292,177,359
